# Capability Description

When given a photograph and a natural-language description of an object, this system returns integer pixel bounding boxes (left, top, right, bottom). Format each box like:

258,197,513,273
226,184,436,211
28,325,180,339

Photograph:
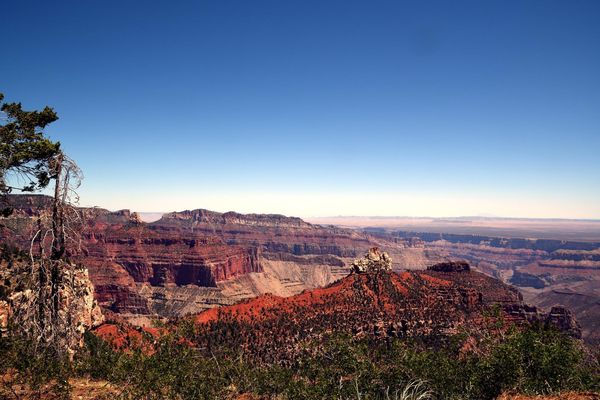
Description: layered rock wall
153,209,376,258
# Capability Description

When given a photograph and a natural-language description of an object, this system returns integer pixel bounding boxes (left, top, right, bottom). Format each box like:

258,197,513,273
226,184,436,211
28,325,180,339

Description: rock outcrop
1,196,265,317
366,226,600,343
427,260,470,272
0,193,53,217
0,300,8,335
82,220,263,314
546,306,582,338
351,247,392,273
0,253,104,352
161,208,313,229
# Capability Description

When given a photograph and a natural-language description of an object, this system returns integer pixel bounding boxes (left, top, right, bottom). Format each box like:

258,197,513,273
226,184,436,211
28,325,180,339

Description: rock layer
154,208,377,258
81,220,263,313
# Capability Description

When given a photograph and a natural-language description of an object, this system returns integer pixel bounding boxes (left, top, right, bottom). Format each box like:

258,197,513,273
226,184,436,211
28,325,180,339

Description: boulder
351,247,393,273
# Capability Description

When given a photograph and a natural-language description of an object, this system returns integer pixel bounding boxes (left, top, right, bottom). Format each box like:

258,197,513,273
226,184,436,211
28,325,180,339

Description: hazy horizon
66,190,600,220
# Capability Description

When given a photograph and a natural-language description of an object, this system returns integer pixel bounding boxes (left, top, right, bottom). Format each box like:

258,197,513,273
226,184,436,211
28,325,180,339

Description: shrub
0,336,72,398
1,322,598,399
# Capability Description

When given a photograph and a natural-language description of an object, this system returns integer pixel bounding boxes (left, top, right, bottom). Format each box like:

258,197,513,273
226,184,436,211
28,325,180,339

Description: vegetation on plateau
1,320,599,399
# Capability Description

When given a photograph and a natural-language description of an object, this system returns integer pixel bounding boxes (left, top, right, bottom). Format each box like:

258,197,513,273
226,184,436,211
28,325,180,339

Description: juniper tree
0,93,61,202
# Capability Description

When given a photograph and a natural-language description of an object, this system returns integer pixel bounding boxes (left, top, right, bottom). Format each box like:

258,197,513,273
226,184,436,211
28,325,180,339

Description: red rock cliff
0,195,262,315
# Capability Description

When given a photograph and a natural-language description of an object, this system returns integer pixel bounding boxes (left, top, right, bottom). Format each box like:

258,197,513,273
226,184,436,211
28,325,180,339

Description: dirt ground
498,392,600,400
0,375,116,400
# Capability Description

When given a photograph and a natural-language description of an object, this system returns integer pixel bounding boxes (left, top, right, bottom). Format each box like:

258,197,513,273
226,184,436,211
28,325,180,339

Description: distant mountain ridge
158,208,314,229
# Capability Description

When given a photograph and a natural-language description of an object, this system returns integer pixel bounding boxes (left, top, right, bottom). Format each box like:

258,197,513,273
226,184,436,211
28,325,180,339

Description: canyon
1,195,597,344
0,195,433,326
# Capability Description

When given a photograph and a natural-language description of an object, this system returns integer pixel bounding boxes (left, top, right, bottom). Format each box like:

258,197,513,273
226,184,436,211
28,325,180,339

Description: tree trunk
37,217,47,335
51,152,64,261
50,153,64,321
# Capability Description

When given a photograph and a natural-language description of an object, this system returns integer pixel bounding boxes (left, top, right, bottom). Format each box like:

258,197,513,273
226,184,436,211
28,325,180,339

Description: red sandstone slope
195,264,519,330
190,263,580,364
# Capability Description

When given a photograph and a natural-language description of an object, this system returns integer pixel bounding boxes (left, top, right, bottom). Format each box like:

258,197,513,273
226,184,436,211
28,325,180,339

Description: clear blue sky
2,1,599,218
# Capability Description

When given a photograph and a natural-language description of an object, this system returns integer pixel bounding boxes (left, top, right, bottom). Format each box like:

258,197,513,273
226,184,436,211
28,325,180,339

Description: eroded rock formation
189,259,581,365
351,247,392,273
427,260,470,273
154,208,377,257
0,253,104,352
82,224,262,313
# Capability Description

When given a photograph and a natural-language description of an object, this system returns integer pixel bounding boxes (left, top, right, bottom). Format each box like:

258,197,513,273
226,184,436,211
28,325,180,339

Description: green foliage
472,324,598,396
76,332,231,399
0,92,61,198
0,336,72,399
75,332,123,380
394,325,599,399
1,325,598,399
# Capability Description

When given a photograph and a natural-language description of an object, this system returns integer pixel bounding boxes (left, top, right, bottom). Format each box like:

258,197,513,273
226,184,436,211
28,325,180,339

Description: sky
1,1,599,218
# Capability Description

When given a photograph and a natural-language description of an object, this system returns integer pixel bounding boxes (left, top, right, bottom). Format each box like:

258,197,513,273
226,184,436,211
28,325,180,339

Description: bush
1,323,598,399
0,336,72,399
472,324,598,397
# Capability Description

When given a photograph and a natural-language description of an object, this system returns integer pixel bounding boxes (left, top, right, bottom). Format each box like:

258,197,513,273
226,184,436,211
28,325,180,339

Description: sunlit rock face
0,195,263,316
155,208,377,257
351,247,393,273
0,256,104,353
